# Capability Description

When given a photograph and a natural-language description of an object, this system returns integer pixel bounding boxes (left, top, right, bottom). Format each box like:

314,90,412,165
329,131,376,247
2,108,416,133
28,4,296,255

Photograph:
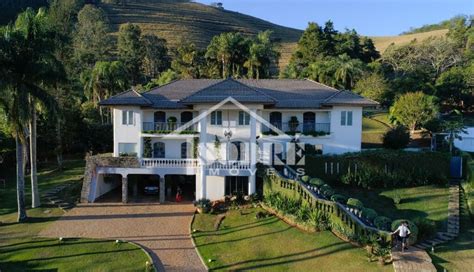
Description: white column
137,110,144,158
249,109,257,195
198,110,208,199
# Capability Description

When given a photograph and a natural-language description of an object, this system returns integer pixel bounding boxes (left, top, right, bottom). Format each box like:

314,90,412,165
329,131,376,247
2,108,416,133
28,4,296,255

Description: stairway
415,180,460,250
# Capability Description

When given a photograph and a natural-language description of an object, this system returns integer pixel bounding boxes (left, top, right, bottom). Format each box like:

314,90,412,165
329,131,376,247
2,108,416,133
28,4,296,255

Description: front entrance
225,176,249,196
165,175,196,202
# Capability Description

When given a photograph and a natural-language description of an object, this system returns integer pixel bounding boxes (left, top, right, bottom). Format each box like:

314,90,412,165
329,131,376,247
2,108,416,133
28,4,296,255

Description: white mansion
83,78,377,203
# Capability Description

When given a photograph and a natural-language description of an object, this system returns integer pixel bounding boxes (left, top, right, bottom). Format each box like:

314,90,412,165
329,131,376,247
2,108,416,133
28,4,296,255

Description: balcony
142,122,198,135
141,158,199,168
262,122,331,136
204,160,251,170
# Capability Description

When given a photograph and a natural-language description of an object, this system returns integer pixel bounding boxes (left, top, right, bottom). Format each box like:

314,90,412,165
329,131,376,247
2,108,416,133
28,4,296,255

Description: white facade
104,102,365,202
454,127,474,152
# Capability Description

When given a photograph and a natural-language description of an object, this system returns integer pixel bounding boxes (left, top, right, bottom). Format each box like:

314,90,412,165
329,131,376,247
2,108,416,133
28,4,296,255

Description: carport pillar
159,176,165,203
122,176,128,204
249,109,257,196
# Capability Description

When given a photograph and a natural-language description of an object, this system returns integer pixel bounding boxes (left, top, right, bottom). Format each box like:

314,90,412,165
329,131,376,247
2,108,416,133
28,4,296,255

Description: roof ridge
304,78,340,92
232,78,277,102
322,89,344,103
180,79,226,101
141,78,182,95
131,89,153,104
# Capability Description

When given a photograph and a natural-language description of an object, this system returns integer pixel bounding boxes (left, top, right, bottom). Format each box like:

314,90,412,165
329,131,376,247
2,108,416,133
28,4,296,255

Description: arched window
153,142,165,158
181,142,191,159
303,112,315,132
181,111,193,123
229,141,245,161
269,112,282,130
154,111,166,123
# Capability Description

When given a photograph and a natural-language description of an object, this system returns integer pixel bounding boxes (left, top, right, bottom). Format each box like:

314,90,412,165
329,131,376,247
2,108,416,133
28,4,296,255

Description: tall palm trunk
29,96,40,208
56,117,63,170
16,136,28,222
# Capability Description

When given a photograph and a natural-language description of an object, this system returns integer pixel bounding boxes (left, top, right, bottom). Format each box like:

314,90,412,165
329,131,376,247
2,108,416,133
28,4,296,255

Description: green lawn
192,208,392,271
0,160,150,271
334,185,450,228
362,112,391,148
430,189,474,271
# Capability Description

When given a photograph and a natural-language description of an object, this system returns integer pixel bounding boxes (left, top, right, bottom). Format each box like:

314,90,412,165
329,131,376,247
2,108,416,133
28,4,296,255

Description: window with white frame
238,111,250,125
211,111,222,125
118,143,137,156
122,110,134,125
340,111,353,126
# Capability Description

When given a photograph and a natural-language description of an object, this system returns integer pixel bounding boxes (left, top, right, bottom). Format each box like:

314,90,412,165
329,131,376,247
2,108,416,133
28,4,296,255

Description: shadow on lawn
212,241,351,270
196,216,279,236
0,238,113,254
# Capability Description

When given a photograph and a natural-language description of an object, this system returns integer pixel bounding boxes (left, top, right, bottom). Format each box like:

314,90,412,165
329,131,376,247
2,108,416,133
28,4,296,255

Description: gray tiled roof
99,78,378,108
99,90,152,106
181,79,275,104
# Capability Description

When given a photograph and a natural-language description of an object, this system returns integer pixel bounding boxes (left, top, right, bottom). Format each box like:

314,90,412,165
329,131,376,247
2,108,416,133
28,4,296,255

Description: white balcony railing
204,160,251,170
140,158,252,170
141,158,199,168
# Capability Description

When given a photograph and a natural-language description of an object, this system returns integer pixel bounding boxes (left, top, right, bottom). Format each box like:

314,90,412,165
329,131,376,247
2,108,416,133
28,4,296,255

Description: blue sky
197,0,473,36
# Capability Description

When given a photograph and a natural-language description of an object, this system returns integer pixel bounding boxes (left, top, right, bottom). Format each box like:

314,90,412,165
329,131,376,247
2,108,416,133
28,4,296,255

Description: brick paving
393,181,460,272
40,202,206,272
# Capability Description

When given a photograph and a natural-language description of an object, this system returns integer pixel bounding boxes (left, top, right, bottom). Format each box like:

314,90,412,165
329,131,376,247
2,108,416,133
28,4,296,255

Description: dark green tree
118,23,144,85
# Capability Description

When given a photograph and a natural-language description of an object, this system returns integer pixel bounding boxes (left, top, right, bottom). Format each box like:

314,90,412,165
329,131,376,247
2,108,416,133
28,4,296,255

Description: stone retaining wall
80,154,140,203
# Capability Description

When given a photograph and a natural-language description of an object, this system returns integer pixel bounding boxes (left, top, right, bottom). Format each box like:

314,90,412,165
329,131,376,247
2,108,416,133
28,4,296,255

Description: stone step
418,242,432,249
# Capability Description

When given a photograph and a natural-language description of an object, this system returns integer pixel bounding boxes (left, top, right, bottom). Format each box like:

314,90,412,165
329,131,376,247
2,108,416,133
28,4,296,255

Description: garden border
189,212,210,271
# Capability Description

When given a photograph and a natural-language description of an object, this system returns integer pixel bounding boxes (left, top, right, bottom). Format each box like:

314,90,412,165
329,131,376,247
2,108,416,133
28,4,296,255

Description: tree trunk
29,97,40,208
56,117,63,171
16,136,28,222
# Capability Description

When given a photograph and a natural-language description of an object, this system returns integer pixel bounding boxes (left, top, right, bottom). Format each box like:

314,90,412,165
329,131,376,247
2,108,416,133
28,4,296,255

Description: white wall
113,107,143,157
93,174,121,201
454,127,474,152
206,176,225,201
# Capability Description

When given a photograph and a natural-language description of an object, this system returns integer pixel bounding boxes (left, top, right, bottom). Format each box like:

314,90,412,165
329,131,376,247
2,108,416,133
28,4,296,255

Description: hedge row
305,150,451,188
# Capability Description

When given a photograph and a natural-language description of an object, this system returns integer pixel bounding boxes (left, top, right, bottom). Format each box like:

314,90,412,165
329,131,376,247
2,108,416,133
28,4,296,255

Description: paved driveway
40,202,205,272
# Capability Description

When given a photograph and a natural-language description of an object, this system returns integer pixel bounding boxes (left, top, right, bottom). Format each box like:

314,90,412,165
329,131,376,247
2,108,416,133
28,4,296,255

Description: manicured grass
0,160,150,271
362,112,391,148
334,185,450,228
192,208,392,271
430,190,474,271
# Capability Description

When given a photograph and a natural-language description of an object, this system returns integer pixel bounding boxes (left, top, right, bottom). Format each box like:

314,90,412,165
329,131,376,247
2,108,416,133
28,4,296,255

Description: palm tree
82,61,128,123
0,8,62,220
334,54,365,90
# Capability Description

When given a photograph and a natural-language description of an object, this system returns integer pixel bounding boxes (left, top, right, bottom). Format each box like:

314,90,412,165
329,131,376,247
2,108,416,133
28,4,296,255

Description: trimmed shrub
305,150,451,188
413,218,436,241
383,125,410,149
330,194,348,204
309,177,325,187
301,175,311,183
361,208,378,222
374,216,392,231
391,219,419,245
346,198,364,209
320,184,334,198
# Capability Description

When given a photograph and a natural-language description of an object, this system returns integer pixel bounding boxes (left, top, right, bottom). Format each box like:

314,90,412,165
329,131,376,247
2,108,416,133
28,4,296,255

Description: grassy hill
99,0,302,70
370,29,448,53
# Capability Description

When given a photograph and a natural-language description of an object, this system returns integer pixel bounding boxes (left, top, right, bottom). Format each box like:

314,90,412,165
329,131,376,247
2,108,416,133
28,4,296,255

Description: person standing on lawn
392,221,411,252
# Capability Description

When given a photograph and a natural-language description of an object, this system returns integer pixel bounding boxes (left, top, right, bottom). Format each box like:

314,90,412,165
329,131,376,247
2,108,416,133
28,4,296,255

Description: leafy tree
82,61,129,123
73,4,111,69
118,23,144,85
382,125,410,149
435,66,471,109
354,73,390,104
389,92,438,133
307,54,365,89
141,34,170,80
244,30,280,79
172,42,205,79
205,32,250,78
0,8,62,221
143,69,178,90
